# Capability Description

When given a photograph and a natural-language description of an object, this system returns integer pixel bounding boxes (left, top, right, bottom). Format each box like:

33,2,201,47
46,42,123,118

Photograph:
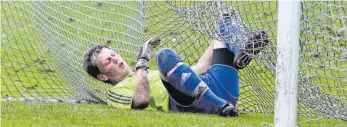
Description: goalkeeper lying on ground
83,15,269,117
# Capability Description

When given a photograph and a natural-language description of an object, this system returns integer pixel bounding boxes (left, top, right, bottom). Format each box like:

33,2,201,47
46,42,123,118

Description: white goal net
1,1,346,126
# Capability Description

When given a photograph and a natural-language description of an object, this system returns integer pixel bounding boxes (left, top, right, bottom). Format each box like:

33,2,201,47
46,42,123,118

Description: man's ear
96,74,108,81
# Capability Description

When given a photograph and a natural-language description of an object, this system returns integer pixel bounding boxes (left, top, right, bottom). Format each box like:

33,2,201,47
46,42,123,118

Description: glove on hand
135,36,161,71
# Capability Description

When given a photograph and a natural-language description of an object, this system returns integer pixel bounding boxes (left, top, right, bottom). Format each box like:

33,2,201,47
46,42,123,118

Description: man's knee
156,48,182,76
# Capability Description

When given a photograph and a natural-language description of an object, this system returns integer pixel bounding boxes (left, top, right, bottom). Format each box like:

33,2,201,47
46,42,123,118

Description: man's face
96,47,130,81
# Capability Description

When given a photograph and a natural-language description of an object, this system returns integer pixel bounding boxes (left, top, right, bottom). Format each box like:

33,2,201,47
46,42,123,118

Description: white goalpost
274,1,301,127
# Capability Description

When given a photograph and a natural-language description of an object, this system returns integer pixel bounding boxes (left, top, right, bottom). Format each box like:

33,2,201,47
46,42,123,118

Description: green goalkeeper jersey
107,70,170,112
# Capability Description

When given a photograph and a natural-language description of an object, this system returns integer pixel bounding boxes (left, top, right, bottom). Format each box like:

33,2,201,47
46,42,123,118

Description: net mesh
1,1,346,126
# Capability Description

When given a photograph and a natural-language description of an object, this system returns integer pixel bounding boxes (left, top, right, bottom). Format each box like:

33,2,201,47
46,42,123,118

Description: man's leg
206,15,270,106
192,40,240,106
234,30,269,69
217,13,270,69
156,48,237,117
212,40,236,68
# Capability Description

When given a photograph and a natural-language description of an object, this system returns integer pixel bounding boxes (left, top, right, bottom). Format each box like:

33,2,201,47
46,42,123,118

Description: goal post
274,1,301,127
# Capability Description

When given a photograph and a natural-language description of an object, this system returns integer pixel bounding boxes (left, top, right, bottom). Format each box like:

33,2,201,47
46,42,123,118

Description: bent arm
131,69,150,109
191,40,213,75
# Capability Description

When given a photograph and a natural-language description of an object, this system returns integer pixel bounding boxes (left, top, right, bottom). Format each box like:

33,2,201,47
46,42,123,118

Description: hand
136,36,161,71
137,36,161,61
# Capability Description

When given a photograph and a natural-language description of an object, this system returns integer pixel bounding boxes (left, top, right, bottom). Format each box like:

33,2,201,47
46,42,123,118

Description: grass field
1,1,347,127
1,102,275,127
2,102,345,127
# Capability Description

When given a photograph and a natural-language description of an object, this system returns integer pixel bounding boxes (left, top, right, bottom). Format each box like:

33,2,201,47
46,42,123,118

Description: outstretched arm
131,69,150,109
191,40,214,75
131,36,161,109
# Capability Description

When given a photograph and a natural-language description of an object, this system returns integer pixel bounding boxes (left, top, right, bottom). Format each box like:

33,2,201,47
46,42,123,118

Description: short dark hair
83,45,113,84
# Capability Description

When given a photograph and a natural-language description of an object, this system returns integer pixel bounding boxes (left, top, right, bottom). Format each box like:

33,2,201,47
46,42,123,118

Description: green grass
1,102,275,127
2,102,346,127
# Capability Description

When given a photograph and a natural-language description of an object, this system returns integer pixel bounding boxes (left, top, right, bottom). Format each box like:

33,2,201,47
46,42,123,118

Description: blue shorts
169,64,239,114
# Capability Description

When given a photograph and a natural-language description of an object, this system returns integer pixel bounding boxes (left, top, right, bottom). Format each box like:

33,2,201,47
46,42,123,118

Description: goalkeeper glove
135,36,161,71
